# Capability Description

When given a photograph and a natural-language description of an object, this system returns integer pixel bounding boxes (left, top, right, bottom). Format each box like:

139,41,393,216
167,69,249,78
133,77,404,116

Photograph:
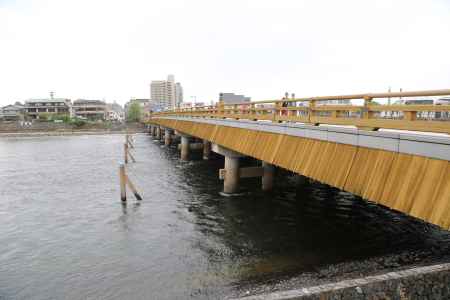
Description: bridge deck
150,116,450,230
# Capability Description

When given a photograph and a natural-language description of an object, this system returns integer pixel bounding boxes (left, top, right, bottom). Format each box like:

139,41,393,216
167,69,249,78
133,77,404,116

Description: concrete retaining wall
0,121,144,133
237,263,450,300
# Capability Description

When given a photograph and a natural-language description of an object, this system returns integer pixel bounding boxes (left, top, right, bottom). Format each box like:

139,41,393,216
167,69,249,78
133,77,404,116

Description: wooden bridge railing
150,89,450,134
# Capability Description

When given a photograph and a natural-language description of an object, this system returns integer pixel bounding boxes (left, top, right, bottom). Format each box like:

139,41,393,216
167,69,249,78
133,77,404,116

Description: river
0,134,449,299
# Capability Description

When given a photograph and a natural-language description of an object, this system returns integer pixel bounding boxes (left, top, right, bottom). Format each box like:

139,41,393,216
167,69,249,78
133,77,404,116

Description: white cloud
0,0,449,106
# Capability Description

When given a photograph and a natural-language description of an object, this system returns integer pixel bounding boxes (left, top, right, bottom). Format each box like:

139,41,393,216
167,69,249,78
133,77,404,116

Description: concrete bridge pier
161,128,166,142
149,125,153,136
155,126,161,140
212,144,247,194
212,144,275,194
262,162,275,191
224,156,240,194
203,140,211,160
164,128,173,146
180,135,190,161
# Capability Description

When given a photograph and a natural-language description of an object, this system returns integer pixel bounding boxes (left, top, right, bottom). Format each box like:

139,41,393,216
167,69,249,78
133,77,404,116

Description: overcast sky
1,0,449,106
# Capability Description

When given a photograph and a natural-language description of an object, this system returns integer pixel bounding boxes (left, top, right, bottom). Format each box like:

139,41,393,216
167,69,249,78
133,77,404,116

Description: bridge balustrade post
404,110,417,121
273,101,282,123
251,103,257,121
218,101,225,118
362,96,373,119
308,99,316,124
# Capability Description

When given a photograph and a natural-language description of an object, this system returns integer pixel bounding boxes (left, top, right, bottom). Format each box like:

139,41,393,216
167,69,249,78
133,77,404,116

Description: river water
0,134,449,299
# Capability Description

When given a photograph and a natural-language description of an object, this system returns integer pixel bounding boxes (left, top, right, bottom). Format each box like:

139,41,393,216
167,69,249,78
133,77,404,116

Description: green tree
127,102,142,122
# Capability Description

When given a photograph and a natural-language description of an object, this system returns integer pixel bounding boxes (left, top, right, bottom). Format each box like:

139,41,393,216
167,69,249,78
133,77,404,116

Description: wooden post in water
128,136,134,148
126,175,143,200
118,164,142,201
128,148,136,163
124,142,136,163
119,164,127,201
124,143,128,164
129,134,134,145
126,133,134,148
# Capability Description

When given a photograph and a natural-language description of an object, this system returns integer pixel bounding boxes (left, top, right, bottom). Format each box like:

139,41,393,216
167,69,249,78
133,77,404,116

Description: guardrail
150,89,450,134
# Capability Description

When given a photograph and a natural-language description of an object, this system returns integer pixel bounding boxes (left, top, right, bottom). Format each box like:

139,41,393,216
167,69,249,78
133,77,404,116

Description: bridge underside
151,118,450,230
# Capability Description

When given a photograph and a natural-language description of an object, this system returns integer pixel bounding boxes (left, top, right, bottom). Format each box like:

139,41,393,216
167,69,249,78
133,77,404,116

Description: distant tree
127,102,142,122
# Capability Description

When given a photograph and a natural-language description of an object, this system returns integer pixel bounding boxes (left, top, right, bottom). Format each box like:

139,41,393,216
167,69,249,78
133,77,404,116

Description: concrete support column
203,140,211,160
180,136,190,161
164,129,172,146
159,128,165,141
262,162,275,191
224,156,240,194
155,126,161,140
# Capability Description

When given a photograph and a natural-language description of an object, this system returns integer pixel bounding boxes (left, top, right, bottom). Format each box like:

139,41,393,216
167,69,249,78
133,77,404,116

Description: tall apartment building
150,74,183,110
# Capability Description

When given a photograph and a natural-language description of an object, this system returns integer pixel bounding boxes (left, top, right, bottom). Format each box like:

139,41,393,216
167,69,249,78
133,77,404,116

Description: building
436,97,450,105
150,74,183,110
180,102,205,108
72,99,107,121
106,102,125,122
0,103,24,121
24,98,72,119
404,99,434,105
219,93,251,104
175,82,183,107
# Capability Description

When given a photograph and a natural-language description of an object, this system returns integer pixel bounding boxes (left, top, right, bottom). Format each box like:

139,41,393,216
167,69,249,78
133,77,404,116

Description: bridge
147,89,450,230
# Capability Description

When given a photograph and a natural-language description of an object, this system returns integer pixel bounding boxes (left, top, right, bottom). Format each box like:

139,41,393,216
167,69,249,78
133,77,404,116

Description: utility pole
388,87,391,105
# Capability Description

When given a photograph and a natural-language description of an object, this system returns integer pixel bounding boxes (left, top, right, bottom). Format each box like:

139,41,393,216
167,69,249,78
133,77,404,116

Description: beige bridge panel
150,118,450,230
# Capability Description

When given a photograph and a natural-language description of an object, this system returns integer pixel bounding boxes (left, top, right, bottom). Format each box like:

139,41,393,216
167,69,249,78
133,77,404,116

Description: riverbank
0,130,146,138
236,262,450,299
231,245,450,298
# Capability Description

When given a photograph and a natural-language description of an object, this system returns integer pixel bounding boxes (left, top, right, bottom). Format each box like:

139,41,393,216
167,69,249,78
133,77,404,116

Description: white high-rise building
175,82,183,107
150,75,183,110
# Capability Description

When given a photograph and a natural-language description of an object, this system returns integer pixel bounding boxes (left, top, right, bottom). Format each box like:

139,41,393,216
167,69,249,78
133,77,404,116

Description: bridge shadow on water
159,141,450,293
